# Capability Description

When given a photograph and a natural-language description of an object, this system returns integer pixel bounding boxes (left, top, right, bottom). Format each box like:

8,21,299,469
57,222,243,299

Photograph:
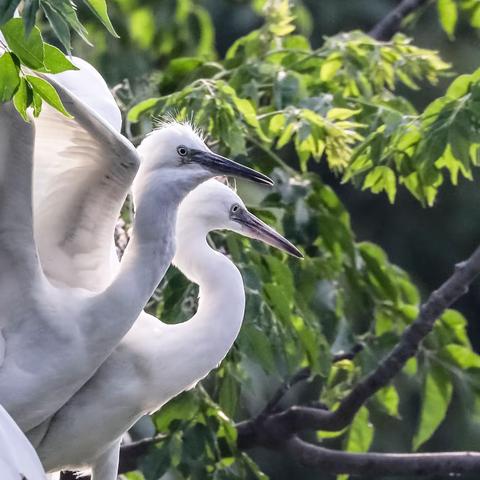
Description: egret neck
152,223,245,399
86,167,205,347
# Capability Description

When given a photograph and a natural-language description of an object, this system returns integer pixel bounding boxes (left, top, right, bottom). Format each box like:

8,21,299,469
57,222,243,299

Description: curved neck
85,167,202,351
149,231,245,403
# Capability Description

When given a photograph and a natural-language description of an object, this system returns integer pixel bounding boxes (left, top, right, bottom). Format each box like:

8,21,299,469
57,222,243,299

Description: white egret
34,179,302,480
0,404,46,480
0,79,271,433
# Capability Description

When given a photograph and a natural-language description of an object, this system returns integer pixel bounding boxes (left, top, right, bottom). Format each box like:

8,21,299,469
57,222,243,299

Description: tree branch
257,367,311,418
369,0,430,41
237,246,480,445
286,436,480,476
255,345,364,420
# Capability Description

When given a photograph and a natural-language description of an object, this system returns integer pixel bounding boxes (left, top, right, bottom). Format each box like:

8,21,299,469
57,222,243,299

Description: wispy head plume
152,111,206,142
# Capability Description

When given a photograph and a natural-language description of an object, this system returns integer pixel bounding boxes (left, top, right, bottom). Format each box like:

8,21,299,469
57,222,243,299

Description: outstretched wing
33,64,139,291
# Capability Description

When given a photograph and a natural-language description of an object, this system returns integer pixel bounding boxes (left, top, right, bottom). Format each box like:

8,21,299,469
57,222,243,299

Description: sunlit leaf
0,51,19,101
413,365,453,450
13,76,30,120
25,75,72,117
83,0,119,37
1,18,44,69
39,44,78,74
438,0,458,39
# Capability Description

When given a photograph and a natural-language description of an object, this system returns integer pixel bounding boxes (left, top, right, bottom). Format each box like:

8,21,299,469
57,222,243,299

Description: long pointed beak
190,149,273,186
234,208,303,258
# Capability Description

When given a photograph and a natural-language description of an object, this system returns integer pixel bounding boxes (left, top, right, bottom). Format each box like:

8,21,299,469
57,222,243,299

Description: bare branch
369,0,430,40
286,436,480,476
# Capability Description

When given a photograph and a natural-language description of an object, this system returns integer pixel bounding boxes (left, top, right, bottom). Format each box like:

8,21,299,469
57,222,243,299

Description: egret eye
230,204,240,215
177,145,188,157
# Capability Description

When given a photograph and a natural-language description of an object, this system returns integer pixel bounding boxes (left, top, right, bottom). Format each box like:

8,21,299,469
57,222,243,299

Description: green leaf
437,0,458,39
440,309,469,346
219,373,239,417
13,77,30,121
31,88,42,117
344,406,374,453
25,75,72,117
129,7,155,49
140,441,170,480
193,5,214,56
320,53,342,82
362,166,397,203
153,391,199,432
83,0,119,37
242,325,276,373
413,365,453,450
375,385,400,417
41,2,71,52
0,0,20,25
442,344,480,369
22,0,39,36
1,18,44,69
48,0,91,47
124,472,145,480
0,52,20,101
128,97,160,122
40,44,78,74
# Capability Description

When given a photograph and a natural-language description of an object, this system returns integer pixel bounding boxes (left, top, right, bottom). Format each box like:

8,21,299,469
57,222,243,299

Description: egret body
34,180,301,480
0,76,271,433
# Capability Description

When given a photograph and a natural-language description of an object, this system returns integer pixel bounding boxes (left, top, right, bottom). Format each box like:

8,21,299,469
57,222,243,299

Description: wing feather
33,72,140,291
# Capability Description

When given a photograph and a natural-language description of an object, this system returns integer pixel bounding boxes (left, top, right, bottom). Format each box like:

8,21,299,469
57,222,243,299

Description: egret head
176,179,302,258
136,122,272,187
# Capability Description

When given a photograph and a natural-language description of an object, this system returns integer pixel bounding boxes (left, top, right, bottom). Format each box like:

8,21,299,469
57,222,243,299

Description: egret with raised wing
0,75,271,433
35,179,302,480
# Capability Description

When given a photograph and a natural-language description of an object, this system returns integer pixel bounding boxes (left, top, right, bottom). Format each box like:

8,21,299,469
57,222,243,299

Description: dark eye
177,145,188,157
230,204,240,214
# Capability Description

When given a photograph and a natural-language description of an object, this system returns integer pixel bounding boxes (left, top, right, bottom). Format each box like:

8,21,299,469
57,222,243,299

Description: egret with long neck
0,87,271,434
34,180,302,480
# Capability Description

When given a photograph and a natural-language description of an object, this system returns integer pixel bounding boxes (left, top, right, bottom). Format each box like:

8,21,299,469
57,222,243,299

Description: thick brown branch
238,246,480,445
286,436,480,476
369,0,430,40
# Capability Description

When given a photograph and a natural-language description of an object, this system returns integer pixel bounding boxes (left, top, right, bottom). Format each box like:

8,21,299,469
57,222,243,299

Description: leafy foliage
0,17,78,117
437,0,480,37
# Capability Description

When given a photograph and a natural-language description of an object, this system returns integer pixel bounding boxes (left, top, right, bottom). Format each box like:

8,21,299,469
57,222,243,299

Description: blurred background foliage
3,0,480,479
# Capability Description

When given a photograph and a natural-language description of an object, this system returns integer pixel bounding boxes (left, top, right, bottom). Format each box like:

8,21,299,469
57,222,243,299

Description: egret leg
91,440,121,480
